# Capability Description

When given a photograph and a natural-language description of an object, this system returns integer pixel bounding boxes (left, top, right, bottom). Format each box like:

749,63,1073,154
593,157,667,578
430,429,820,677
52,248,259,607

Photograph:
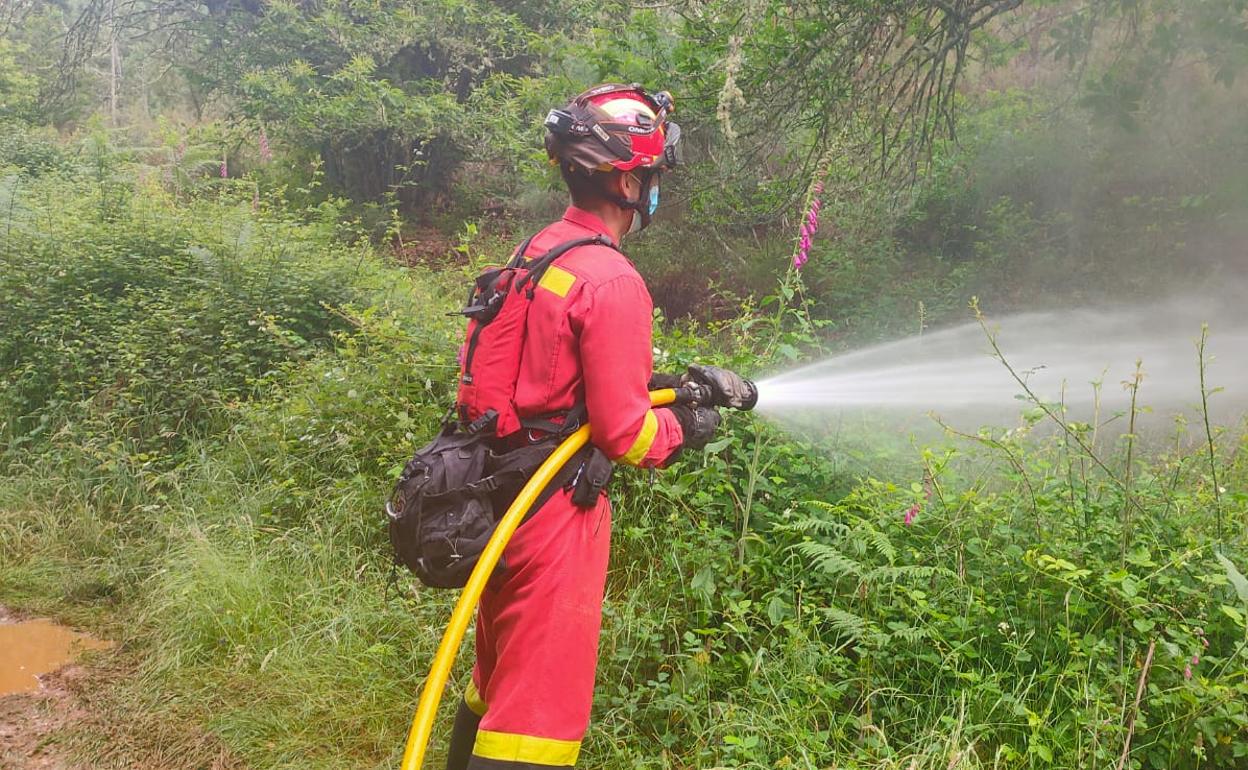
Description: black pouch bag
386,427,578,589
386,427,499,589
569,446,614,508
387,414,612,589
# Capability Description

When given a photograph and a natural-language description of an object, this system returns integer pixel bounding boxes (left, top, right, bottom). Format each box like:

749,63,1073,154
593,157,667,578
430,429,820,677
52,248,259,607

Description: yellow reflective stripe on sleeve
472,730,581,766
464,679,487,717
620,410,658,466
537,265,576,298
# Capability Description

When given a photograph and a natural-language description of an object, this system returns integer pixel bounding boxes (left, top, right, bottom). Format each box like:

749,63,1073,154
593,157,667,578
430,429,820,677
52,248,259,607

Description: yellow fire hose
399,388,681,770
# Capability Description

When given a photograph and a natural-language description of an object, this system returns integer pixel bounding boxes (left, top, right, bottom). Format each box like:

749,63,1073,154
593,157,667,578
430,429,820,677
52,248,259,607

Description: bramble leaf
1216,553,1248,607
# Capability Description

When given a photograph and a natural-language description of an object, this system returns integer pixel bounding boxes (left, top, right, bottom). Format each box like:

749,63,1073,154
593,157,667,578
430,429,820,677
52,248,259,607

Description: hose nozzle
679,365,758,411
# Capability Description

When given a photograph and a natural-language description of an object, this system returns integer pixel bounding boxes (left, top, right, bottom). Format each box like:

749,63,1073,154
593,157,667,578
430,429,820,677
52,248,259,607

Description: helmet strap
604,171,656,232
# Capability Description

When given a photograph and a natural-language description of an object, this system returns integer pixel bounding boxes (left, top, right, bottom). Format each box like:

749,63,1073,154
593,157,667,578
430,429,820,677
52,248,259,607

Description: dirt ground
0,607,244,770
0,604,81,769
0,664,90,769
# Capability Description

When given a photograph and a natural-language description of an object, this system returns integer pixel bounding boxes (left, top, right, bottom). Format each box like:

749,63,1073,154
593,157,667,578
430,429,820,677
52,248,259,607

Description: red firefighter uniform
461,205,683,767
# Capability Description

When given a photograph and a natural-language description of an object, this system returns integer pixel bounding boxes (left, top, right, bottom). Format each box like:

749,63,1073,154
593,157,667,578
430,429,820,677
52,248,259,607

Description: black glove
667,403,721,451
686,364,758,410
647,371,684,390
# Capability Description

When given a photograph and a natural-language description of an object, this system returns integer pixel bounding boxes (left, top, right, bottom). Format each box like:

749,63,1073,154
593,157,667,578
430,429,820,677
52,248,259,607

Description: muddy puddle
0,616,112,696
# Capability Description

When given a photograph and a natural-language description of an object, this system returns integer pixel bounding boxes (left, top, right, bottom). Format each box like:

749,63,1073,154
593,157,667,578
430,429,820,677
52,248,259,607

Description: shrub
0,165,391,464
0,121,69,175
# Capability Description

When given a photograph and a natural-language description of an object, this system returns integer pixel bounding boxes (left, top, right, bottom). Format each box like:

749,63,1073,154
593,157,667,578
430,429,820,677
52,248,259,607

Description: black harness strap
519,403,588,440
514,234,618,298
506,234,537,268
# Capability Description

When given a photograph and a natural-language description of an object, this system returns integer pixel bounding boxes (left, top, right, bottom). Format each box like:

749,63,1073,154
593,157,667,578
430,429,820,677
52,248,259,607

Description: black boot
445,700,483,770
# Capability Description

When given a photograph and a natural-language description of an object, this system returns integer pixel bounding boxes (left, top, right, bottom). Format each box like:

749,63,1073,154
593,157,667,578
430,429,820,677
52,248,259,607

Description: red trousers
462,488,612,767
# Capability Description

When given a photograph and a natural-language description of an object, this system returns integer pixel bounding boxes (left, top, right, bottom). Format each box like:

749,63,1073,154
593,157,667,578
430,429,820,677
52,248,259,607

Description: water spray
753,299,1248,424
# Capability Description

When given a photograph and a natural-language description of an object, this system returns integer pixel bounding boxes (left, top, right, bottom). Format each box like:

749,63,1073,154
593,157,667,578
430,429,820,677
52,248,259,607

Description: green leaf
766,596,789,625
1220,605,1246,627
1031,742,1053,762
691,566,717,597
1216,553,1248,607
703,436,733,453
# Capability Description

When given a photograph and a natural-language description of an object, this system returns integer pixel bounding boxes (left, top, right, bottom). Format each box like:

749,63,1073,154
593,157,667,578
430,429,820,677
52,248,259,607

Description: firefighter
444,84,737,769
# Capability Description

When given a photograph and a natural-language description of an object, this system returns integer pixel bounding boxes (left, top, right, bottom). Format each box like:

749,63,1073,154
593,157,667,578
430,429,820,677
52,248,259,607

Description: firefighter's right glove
668,403,721,451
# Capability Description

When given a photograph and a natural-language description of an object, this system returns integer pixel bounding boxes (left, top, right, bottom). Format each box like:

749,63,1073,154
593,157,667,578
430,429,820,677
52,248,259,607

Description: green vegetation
3,1,1248,768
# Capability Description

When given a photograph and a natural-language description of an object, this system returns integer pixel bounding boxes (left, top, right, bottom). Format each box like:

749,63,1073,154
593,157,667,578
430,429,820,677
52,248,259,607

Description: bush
0,121,70,175
0,163,393,463
590,410,1248,768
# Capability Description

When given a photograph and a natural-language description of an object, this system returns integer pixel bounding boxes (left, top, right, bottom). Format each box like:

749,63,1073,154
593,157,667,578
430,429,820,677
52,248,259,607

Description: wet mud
0,606,246,769
1,617,112,696
0,607,108,769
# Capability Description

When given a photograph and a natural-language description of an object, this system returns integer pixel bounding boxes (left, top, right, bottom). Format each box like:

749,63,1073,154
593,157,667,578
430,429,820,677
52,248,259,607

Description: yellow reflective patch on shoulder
537,265,576,298
473,730,581,765
621,410,659,466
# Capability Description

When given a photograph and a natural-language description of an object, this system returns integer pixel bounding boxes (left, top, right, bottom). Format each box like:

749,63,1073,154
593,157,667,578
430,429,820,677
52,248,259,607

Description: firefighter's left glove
668,403,721,451
686,364,758,411
647,371,685,390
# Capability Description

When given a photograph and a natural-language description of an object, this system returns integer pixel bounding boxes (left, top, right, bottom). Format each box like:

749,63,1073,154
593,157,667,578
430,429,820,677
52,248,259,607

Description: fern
781,500,851,537
863,565,954,586
853,517,897,563
785,516,850,537
820,605,881,645
889,625,929,645
795,540,863,578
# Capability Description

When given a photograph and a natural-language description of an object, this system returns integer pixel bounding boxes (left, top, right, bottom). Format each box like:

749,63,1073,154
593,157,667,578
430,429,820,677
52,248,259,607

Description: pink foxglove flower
903,473,934,526
220,156,228,178
258,127,273,163
1184,664,1193,680
793,193,822,269
903,502,920,526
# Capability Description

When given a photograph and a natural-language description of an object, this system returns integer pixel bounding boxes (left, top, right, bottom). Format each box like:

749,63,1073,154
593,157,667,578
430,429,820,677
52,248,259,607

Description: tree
192,0,567,209
0,37,37,121
680,1,1027,192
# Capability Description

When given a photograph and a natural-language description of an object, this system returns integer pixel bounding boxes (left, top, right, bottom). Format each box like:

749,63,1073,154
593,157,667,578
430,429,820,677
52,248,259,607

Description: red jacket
512,206,683,467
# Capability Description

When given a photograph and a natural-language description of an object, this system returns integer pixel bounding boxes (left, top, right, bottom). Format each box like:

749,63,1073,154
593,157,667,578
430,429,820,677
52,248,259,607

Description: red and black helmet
544,83,681,175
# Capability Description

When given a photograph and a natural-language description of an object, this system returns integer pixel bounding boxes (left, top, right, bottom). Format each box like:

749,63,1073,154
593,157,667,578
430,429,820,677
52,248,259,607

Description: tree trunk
108,0,120,125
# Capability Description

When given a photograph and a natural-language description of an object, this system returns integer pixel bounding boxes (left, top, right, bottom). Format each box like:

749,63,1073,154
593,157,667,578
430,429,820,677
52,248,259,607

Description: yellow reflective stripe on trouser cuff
464,679,487,717
620,410,658,466
472,730,581,766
